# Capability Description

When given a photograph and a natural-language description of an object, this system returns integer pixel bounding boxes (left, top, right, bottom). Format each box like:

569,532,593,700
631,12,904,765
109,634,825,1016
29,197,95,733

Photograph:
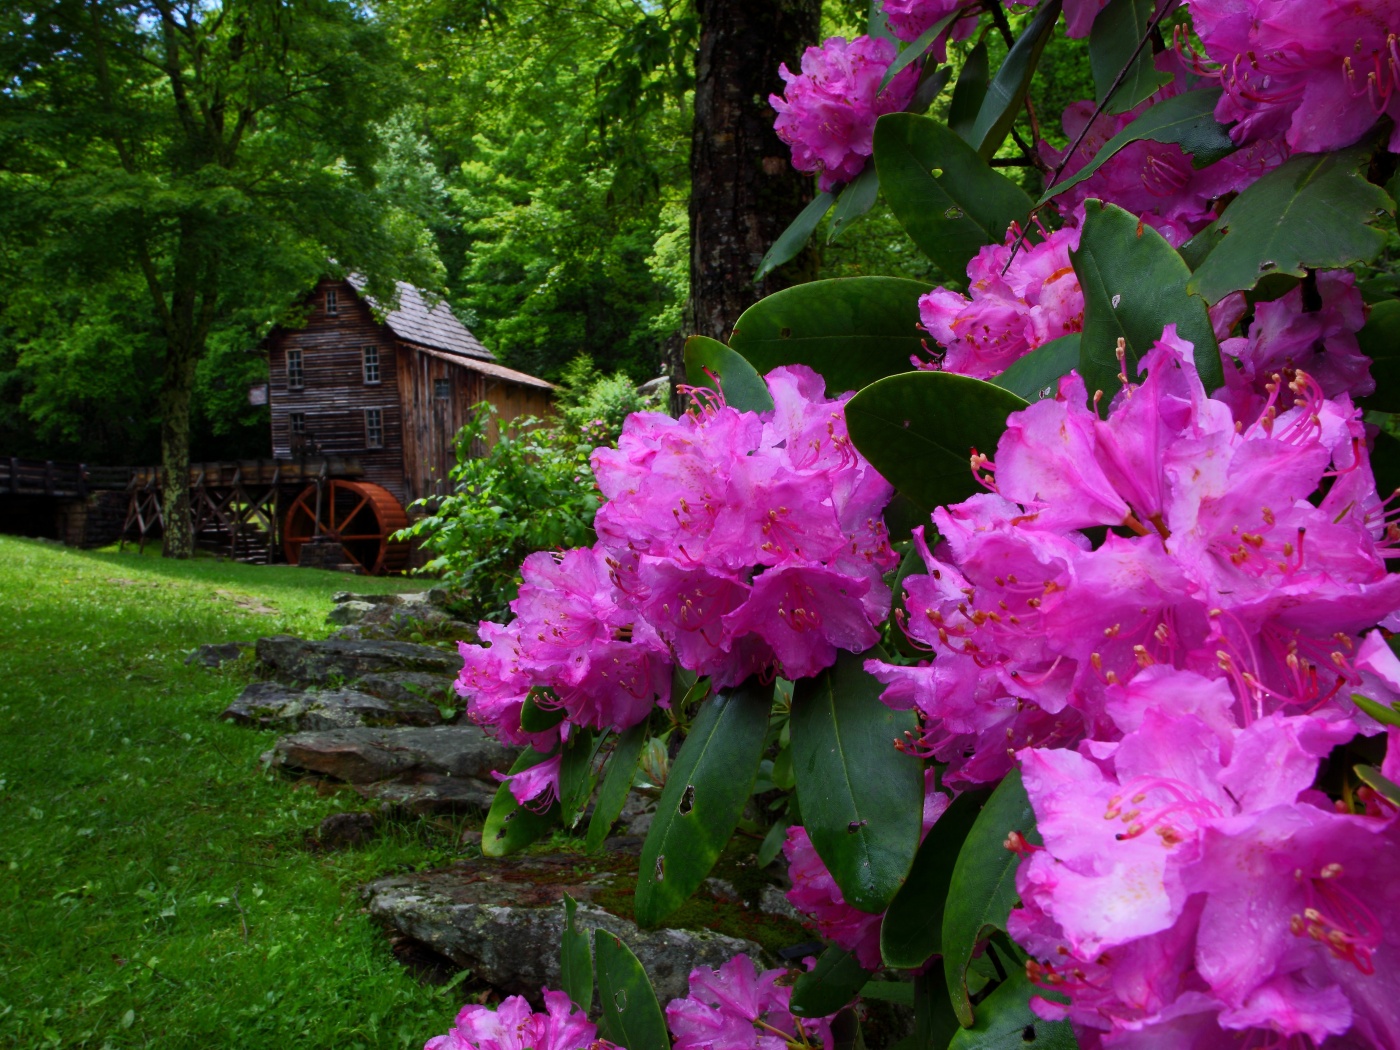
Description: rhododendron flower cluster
665,954,836,1050
770,35,918,191
1188,0,1400,154
878,0,977,57
915,221,1084,378
425,989,616,1050
456,366,897,806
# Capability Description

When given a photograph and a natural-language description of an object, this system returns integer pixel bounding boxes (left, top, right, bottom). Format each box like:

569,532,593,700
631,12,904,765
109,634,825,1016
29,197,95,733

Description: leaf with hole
755,191,836,281
1187,148,1394,304
873,113,1032,279
482,747,560,857
560,894,593,1012
845,371,1027,516
966,0,1061,158
635,680,772,926
989,335,1081,402
1037,89,1235,208
1072,199,1222,403
942,769,1040,1026
790,946,875,1017
585,721,648,851
791,647,924,912
729,277,930,395
947,966,1076,1049
1089,0,1171,114
684,335,774,413
595,931,669,1050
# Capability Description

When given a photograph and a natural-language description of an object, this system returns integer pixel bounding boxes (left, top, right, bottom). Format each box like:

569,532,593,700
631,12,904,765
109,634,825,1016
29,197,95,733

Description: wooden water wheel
282,479,410,574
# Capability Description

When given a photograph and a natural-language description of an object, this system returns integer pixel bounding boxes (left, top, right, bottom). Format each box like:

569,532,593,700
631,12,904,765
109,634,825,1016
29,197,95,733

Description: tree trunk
678,0,822,394
159,335,198,558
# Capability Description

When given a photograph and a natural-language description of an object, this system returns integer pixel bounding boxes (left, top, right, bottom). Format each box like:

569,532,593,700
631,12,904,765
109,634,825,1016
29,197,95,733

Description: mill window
289,412,306,435
325,287,339,315
363,345,380,384
286,348,304,390
365,408,384,449
434,378,450,400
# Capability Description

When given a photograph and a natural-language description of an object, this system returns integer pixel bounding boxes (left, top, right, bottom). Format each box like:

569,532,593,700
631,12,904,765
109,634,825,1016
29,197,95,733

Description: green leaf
755,191,836,281
942,769,1039,1027
1037,89,1236,208
1352,692,1400,728
684,335,775,413
482,747,560,858
635,680,772,927
989,334,1081,402
829,165,881,244
947,967,1077,1049
873,113,1033,279
585,721,648,851
913,969,963,1050
880,10,961,90
845,371,1028,516
947,40,989,141
791,648,924,912
1358,300,1400,412
790,946,874,1017
560,894,593,1012
520,688,566,733
889,544,929,659
861,981,916,1005
909,59,953,117
757,814,791,868
729,277,931,395
1187,148,1394,304
594,931,669,1050
967,0,1062,158
1089,0,1171,114
1072,199,1223,402
559,729,605,830
1369,430,1400,504
1356,763,1400,806
880,789,991,969
866,0,898,42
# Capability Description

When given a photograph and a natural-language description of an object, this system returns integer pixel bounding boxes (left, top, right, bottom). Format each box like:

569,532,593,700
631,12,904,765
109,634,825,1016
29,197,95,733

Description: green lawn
0,537,471,1049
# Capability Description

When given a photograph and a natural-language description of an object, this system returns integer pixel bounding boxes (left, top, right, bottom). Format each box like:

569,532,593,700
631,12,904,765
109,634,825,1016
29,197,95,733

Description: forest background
0,0,1092,470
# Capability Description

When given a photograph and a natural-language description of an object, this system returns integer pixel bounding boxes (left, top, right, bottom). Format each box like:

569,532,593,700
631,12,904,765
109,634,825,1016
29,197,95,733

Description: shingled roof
348,276,495,363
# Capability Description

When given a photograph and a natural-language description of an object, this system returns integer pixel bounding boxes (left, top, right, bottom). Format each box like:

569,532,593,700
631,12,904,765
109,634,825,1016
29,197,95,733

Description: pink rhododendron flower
870,327,1400,786
1010,702,1400,1047
878,0,978,56
425,988,616,1050
770,35,919,191
592,365,897,687
915,221,1084,379
1187,0,1400,153
665,953,836,1050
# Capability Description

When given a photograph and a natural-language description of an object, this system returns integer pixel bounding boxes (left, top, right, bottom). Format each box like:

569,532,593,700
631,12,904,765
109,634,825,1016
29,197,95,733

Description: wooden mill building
260,277,553,508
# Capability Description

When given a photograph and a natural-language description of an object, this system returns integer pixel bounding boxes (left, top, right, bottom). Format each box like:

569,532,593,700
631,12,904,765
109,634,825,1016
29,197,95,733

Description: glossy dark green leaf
947,40,989,141
559,729,605,830
1089,0,1171,114
947,968,1077,1049
1356,763,1400,805
888,544,929,659
585,721,649,851
791,648,924,912
989,334,1081,402
595,931,669,1050
873,113,1033,279
861,981,916,1005
829,1007,868,1050
880,10,961,90
1038,89,1235,208
1352,692,1400,728
684,335,775,413
757,814,791,868
1188,148,1394,303
1358,300,1400,412
790,946,874,1017
942,769,1040,1027
914,969,962,1050
829,165,881,243
1072,200,1222,403
1369,430,1400,504
909,60,953,117
880,788,991,969
635,680,772,926
729,277,930,395
520,687,565,733
755,191,836,281
482,747,560,858
560,893,593,1012
845,371,1028,516
967,0,1061,158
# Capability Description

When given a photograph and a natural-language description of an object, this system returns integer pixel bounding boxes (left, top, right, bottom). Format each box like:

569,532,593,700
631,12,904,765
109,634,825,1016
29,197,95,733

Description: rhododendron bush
426,1,1400,1048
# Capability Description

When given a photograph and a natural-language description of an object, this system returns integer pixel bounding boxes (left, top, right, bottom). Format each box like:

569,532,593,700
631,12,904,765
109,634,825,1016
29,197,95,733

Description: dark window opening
434,378,450,400
286,348,304,390
325,288,339,315
363,345,380,384
365,408,384,449
290,412,306,435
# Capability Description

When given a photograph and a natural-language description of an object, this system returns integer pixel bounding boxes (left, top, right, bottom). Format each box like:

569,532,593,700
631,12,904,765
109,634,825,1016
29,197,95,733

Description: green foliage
790,947,874,1017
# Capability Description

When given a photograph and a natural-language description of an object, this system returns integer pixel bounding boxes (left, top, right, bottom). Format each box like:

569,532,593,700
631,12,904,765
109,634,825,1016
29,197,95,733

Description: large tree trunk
679,0,822,389
159,337,197,558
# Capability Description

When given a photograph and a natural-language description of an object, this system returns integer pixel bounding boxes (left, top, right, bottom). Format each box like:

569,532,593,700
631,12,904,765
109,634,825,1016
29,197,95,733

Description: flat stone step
222,681,444,731
354,670,455,708
353,771,497,814
255,635,457,686
265,725,511,784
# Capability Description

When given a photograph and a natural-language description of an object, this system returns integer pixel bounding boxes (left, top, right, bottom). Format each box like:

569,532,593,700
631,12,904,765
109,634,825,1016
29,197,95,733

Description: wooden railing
0,458,132,498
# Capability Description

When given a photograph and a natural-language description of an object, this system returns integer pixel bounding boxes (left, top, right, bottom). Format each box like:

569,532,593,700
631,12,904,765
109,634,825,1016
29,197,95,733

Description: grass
0,537,475,1049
